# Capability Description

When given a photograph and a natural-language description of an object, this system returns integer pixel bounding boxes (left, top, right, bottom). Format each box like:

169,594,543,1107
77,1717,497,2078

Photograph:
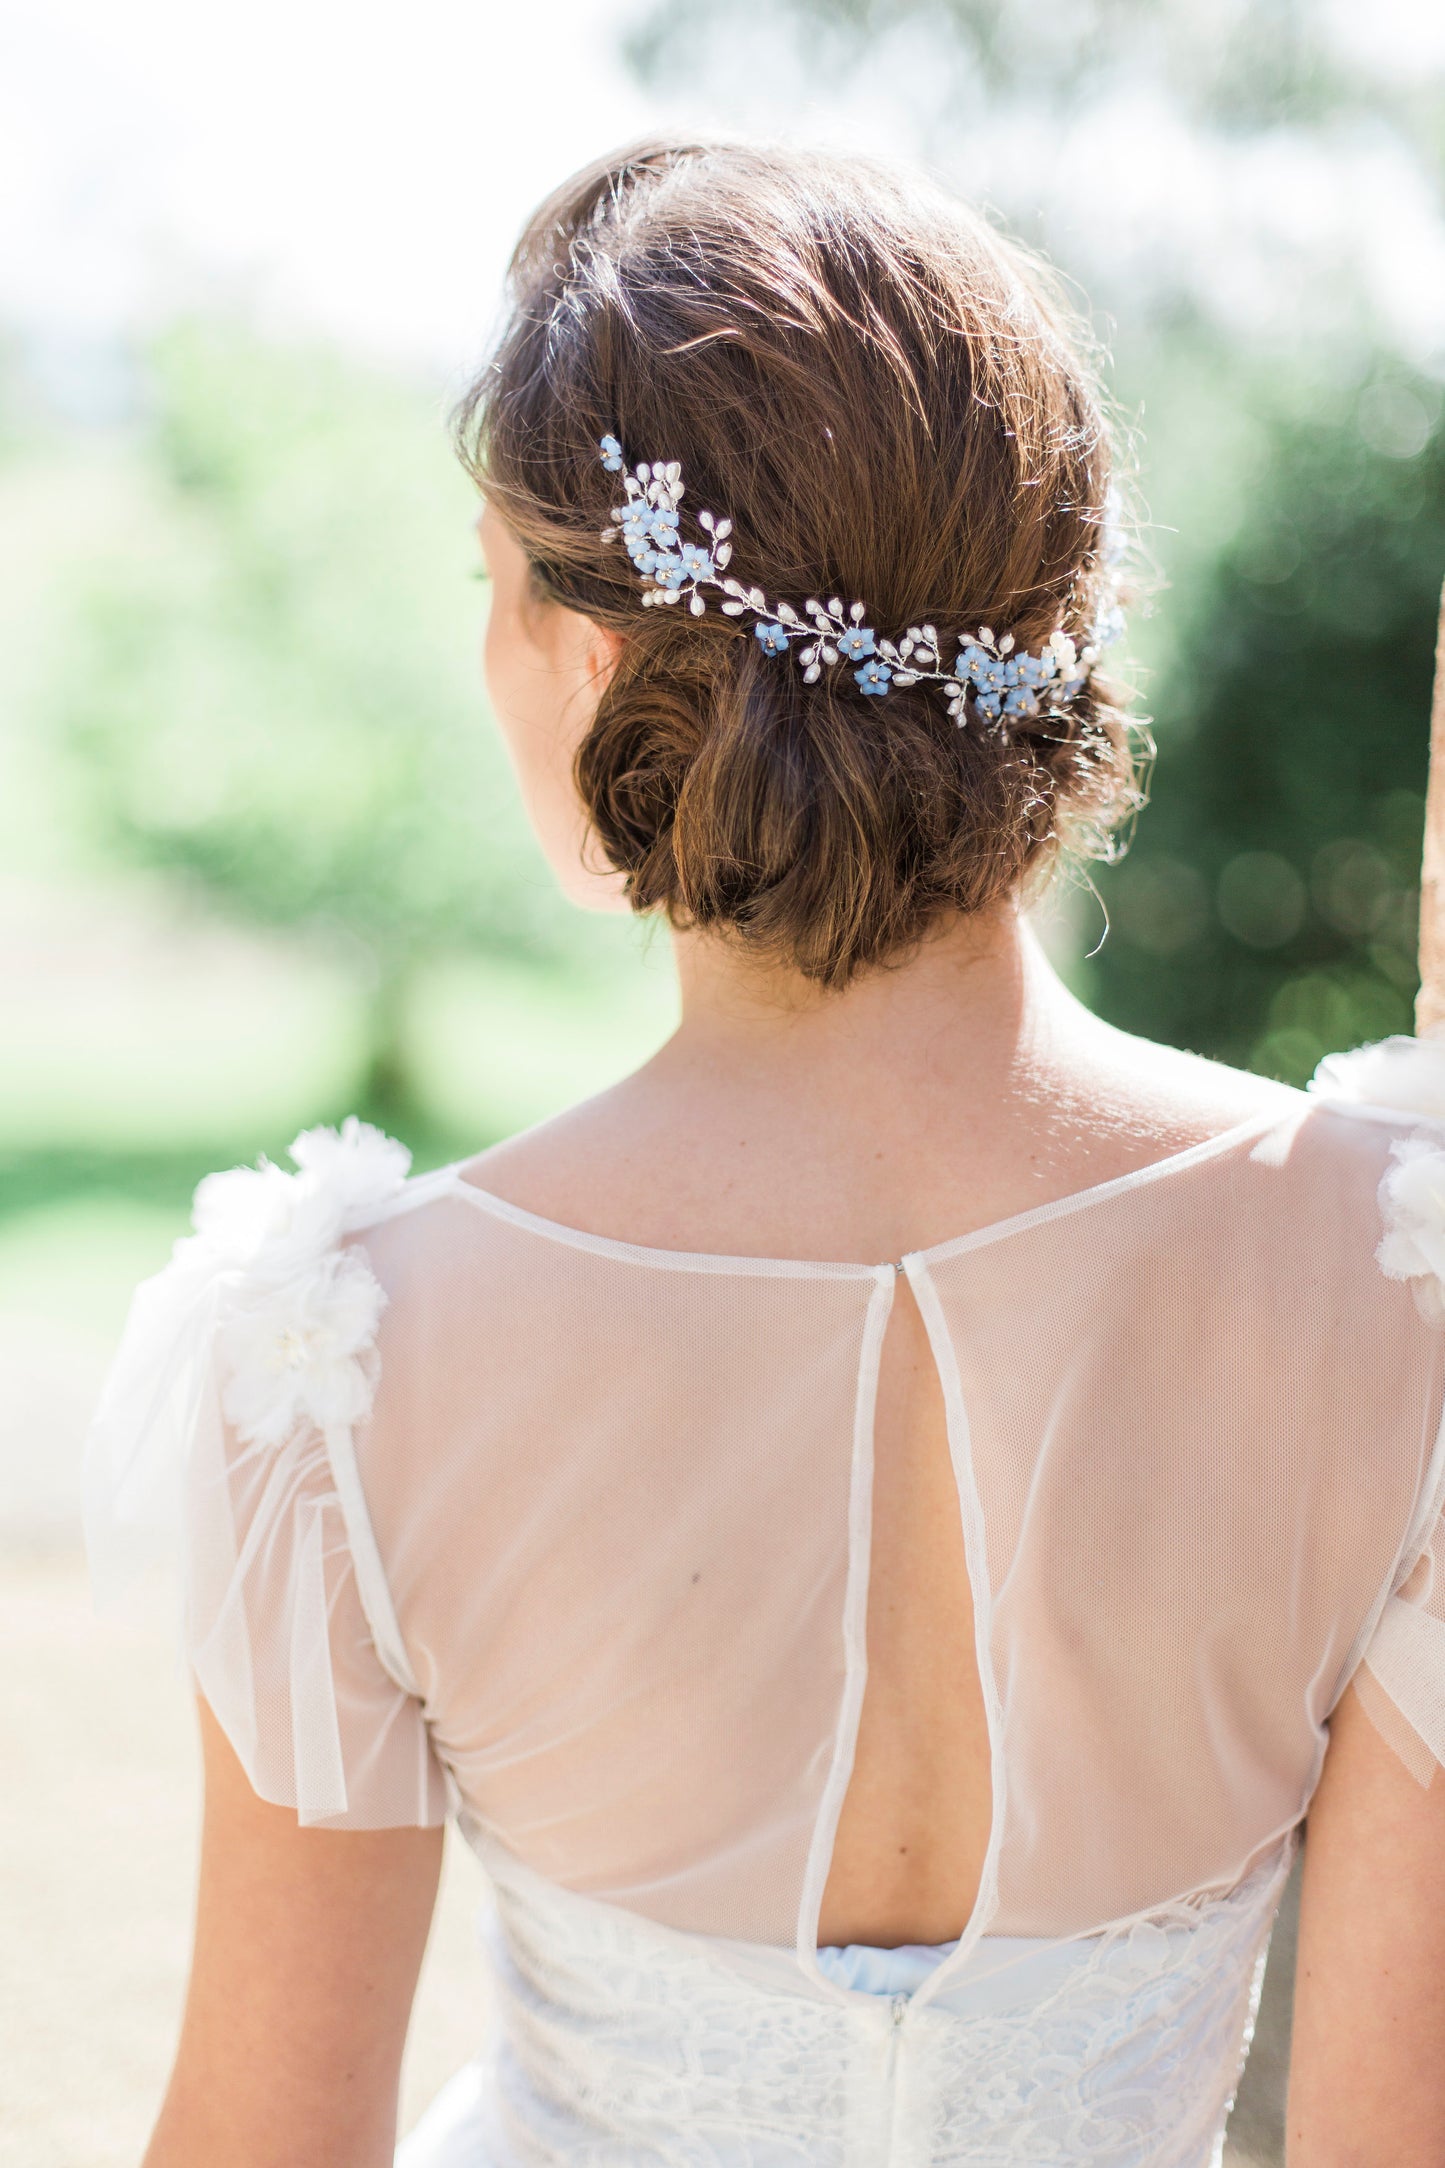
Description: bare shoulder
450,1017,1313,1264
1066,1019,1304,1152
453,1076,652,1225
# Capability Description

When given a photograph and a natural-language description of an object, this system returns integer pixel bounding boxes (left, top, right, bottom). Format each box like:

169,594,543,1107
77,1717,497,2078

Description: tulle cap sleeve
1313,1036,1445,1785
1353,1510,1445,1788
83,1119,449,1829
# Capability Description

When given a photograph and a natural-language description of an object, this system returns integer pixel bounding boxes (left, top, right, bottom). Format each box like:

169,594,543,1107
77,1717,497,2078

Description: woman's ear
584,620,625,686
525,578,623,695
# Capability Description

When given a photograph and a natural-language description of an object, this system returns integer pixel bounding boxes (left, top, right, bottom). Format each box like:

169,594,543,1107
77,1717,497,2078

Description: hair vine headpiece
598,434,1122,728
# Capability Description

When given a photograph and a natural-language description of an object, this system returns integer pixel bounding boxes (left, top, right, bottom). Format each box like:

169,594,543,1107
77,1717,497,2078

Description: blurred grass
1,894,678,1204
0,873,675,1562
0,1196,181,1333
0,895,678,1514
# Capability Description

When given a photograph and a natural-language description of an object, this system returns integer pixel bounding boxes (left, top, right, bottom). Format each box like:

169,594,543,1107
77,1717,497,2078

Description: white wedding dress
84,1036,1445,2168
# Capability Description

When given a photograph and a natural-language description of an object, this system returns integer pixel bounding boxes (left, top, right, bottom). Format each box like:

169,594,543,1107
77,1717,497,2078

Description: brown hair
455,136,1144,987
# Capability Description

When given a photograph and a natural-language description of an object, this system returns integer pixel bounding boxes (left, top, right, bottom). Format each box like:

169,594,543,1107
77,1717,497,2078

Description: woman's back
450,918,1301,1950
339,995,1434,1953
84,133,1445,2168
90,1011,1445,2163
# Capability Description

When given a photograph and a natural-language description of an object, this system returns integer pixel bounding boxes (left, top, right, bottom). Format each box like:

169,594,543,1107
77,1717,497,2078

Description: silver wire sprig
597,436,1114,722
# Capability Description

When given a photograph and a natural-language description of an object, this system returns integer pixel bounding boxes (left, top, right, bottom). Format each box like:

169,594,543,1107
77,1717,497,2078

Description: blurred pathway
0,1551,490,2168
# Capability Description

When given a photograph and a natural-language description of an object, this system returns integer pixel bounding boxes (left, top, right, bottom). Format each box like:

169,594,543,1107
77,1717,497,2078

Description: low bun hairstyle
455,136,1145,988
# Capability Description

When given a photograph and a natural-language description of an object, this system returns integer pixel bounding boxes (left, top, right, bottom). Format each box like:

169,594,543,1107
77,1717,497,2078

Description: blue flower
956,644,992,684
1004,686,1040,718
974,689,1003,721
755,621,790,656
855,659,893,695
619,503,653,546
629,545,661,575
836,624,876,661
652,554,688,589
650,506,680,542
1013,651,1054,689
677,542,714,580
599,434,624,471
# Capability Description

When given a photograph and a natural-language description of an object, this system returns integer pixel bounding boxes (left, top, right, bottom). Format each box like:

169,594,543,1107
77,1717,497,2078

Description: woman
86,138,1445,2166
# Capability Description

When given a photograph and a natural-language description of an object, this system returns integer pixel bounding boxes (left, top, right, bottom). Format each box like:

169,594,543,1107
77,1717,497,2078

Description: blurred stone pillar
1224,1848,1300,2166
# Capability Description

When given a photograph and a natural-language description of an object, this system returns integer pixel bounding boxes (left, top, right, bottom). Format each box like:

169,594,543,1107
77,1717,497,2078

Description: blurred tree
1092,352,1444,1080
628,0,1441,172
56,320,601,1121
625,0,1445,1080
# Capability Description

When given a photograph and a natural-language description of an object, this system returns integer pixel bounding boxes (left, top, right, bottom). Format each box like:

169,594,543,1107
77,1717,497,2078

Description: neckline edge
439,1101,1299,1280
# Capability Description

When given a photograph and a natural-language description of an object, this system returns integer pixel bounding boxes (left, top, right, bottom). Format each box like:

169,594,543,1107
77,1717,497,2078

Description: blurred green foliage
625,0,1445,1085
1091,349,1443,1082
628,0,1442,157
51,320,628,1119
9,293,1445,1196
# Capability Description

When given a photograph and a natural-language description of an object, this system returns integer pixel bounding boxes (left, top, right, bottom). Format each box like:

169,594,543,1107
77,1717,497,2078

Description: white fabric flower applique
190,1117,411,1276
1309,1033,1445,1122
83,1117,412,1599
191,1120,411,1451
193,1117,411,1450
1310,1034,1445,1327
216,1241,389,1452
1373,1137,1445,1329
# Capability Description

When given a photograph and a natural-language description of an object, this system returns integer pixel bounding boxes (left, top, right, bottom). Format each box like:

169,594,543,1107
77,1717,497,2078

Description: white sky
0,0,675,382
4,0,1444,391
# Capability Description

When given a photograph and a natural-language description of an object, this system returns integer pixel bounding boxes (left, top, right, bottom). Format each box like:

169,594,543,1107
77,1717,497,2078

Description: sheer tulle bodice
83,1042,1445,2164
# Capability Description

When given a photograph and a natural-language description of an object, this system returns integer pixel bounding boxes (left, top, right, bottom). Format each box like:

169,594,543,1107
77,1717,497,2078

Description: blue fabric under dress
813,1935,960,1995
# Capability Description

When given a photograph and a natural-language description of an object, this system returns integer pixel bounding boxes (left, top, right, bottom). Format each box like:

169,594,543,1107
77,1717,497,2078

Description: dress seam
437,1106,1295,1279
900,1256,1009,2014
1322,1327,1445,1724
794,1269,897,2001
322,1416,422,1702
